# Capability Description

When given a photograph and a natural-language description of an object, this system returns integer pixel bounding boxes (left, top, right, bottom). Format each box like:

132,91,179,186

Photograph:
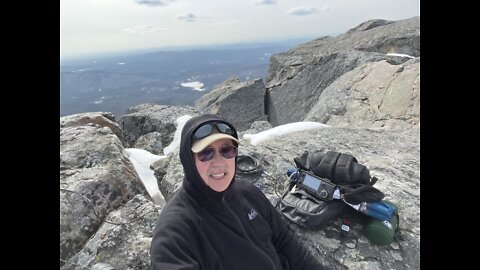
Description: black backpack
277,150,384,229
293,150,372,185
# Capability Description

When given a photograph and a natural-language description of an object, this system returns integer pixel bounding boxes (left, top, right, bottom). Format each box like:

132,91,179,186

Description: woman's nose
211,149,227,163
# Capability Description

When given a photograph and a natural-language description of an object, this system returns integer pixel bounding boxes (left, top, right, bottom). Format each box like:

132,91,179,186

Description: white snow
180,81,205,91
125,148,167,207
243,121,329,146
163,115,192,155
386,53,415,59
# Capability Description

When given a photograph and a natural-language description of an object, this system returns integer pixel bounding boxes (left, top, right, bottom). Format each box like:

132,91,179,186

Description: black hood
179,114,239,206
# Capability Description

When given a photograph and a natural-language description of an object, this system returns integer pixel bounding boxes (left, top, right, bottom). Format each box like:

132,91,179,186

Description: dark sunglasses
196,145,238,162
193,122,234,140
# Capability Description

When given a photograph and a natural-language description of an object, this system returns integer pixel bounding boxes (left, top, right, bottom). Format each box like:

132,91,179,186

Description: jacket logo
248,208,258,220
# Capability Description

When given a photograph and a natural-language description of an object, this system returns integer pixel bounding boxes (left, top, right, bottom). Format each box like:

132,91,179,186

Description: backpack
277,181,346,229
293,150,372,185
277,150,385,229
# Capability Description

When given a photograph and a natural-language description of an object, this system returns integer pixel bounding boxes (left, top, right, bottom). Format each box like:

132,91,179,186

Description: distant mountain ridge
60,40,312,118
60,37,316,64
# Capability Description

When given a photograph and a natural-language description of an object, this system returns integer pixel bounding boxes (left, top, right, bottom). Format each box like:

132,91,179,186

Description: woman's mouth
210,172,226,179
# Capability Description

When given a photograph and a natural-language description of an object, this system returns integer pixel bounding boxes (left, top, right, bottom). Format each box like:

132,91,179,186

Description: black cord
236,154,263,175
235,154,284,196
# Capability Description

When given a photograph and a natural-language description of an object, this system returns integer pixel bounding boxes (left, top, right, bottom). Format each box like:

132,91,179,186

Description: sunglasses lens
194,124,213,140
196,146,237,162
193,122,234,141
216,123,234,135
220,146,237,159
197,147,215,162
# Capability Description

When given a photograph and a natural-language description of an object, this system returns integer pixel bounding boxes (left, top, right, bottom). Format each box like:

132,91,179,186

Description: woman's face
194,139,236,192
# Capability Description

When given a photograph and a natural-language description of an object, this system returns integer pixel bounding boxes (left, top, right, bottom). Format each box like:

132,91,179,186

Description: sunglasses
193,122,234,140
196,145,238,162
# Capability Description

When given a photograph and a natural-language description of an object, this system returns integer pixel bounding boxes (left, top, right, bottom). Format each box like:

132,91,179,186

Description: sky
126,115,328,208
60,0,420,60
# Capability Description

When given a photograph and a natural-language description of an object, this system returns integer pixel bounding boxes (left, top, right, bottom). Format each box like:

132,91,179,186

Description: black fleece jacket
150,114,326,270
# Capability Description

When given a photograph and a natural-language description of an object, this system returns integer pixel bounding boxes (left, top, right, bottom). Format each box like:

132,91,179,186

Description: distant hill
60,40,311,118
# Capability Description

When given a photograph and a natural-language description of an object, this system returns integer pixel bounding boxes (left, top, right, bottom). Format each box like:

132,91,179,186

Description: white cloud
135,0,174,7
287,5,318,16
123,25,167,35
61,0,420,59
176,13,197,22
254,0,276,5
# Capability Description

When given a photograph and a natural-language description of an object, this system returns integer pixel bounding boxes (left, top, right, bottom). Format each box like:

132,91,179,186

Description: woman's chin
207,176,233,192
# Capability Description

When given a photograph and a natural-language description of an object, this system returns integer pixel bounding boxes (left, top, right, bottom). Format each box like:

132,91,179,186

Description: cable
262,170,289,199
236,154,263,175
235,154,289,198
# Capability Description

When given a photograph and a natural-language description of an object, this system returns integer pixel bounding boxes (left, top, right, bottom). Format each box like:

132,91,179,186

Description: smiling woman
150,113,330,269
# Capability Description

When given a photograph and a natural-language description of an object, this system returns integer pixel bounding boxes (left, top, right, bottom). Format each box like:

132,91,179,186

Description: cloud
322,5,332,12
135,0,174,7
123,25,167,35
211,19,239,26
286,5,318,16
176,13,197,22
254,0,276,4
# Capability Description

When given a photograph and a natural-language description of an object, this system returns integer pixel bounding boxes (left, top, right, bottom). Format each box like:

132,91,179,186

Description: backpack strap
334,153,357,184
369,176,378,186
312,151,340,180
393,211,404,242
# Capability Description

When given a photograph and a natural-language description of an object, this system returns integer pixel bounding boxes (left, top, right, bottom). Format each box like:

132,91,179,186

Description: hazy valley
60,40,309,118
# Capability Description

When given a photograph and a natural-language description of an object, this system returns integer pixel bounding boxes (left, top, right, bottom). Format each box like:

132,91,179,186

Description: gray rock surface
61,195,160,270
60,124,148,267
195,77,267,131
266,17,419,126
60,112,126,146
134,131,164,155
305,58,420,129
118,104,202,147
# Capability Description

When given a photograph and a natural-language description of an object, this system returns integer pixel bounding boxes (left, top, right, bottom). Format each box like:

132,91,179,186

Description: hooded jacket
150,114,326,270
